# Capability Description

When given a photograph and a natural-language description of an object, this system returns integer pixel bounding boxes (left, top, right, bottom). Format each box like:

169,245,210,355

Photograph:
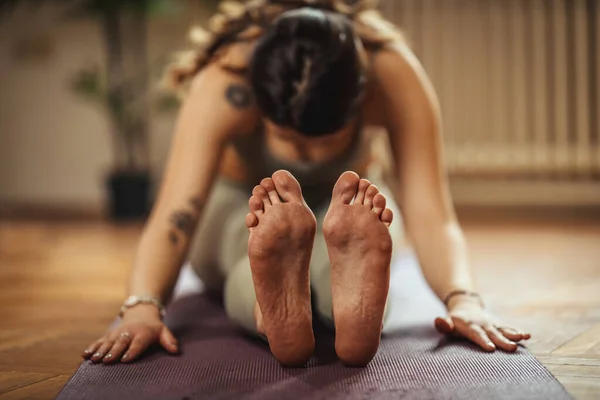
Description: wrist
443,289,485,311
120,295,166,319
121,303,162,320
447,295,484,311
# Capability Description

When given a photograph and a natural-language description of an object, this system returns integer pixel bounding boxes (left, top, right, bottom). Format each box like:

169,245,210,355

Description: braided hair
163,0,403,94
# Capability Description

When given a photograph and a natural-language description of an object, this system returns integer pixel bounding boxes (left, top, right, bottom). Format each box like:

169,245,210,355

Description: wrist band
443,290,484,308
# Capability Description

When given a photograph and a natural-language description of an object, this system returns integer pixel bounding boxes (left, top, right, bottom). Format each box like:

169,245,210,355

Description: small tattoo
170,210,195,237
225,84,253,109
188,197,203,213
169,231,179,245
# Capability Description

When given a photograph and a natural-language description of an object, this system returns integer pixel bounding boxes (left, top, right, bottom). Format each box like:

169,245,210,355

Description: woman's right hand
82,305,179,364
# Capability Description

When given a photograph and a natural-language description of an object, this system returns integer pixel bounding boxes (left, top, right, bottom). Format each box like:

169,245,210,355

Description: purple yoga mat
57,252,570,400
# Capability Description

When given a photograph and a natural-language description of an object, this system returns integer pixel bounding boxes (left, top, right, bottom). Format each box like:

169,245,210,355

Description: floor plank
556,377,600,400
553,324,600,357
0,372,55,395
0,375,70,400
0,216,599,399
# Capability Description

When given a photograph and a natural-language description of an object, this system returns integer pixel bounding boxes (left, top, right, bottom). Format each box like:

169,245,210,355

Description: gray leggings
187,172,404,334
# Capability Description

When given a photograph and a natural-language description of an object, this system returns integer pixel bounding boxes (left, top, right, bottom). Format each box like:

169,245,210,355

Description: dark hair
249,8,366,136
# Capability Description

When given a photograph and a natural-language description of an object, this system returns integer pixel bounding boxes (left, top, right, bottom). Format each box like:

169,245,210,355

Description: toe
272,170,303,203
353,179,371,205
372,193,386,217
331,171,360,205
253,185,271,209
381,208,394,227
364,185,379,208
249,195,264,217
246,213,258,231
261,177,281,204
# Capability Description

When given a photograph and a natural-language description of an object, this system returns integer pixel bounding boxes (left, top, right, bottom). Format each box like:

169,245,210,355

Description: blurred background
0,1,598,399
0,0,597,218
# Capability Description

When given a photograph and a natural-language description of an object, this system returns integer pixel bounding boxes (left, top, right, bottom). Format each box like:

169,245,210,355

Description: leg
245,170,316,367
323,171,394,367
223,255,258,334
188,179,250,291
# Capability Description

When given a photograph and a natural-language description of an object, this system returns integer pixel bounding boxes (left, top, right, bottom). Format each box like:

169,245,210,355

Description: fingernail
104,353,112,360
84,349,91,354
487,342,495,348
93,352,102,358
121,354,129,361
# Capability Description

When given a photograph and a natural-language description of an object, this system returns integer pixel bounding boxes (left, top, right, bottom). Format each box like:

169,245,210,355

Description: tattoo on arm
169,231,179,245
168,196,204,246
225,84,253,109
188,196,203,213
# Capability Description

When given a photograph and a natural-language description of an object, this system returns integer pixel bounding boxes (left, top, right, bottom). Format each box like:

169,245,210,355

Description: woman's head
250,8,366,137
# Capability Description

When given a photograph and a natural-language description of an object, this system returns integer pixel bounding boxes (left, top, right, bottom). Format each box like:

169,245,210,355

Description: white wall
0,3,209,210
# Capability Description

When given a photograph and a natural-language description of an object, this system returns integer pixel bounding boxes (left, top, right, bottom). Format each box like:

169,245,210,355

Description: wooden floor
0,212,599,399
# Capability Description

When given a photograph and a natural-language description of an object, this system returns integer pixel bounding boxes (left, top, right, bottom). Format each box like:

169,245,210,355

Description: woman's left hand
434,299,531,352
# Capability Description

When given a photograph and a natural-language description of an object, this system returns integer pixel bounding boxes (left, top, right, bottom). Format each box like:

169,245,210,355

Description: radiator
381,0,599,180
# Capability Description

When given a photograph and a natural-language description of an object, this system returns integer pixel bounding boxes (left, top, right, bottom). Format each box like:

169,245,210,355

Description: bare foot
246,170,316,367
323,171,394,367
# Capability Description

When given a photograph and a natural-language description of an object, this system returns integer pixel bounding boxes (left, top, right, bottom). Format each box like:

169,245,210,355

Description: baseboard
450,179,600,207
2,180,599,221
0,201,105,221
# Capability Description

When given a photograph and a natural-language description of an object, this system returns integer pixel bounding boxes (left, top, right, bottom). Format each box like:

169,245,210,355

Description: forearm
128,208,200,303
405,215,475,304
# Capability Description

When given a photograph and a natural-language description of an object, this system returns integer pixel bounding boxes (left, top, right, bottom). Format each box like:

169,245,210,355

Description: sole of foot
323,171,393,367
246,170,316,367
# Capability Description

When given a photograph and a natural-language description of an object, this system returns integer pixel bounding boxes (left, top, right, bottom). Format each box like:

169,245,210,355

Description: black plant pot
107,171,151,221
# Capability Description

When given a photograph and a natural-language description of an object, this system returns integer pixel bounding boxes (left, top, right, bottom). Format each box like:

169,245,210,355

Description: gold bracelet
443,290,484,308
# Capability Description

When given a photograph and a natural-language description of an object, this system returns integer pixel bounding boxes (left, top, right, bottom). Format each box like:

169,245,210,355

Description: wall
1,1,598,213
0,2,210,212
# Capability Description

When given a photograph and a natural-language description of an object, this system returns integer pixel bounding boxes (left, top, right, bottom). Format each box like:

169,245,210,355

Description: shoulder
213,39,257,73
370,43,427,89
185,62,261,138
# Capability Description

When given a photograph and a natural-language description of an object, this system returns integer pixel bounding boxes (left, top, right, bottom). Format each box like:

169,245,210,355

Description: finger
82,340,103,359
103,332,133,364
121,334,152,363
455,321,495,352
91,339,115,363
486,326,518,352
496,327,524,342
159,326,179,354
434,316,455,335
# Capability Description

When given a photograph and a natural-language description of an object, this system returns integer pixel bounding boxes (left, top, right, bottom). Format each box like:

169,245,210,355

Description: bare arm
129,65,258,304
82,65,259,364
374,44,474,303
373,44,529,352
